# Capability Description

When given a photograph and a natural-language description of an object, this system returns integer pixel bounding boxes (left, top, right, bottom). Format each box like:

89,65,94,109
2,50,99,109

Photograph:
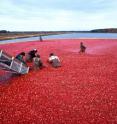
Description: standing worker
79,42,86,53
39,35,43,42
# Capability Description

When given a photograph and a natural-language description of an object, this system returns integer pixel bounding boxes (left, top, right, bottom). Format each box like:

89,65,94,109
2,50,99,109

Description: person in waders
15,52,27,65
48,53,61,68
39,35,43,42
79,42,86,53
33,54,44,70
26,49,38,62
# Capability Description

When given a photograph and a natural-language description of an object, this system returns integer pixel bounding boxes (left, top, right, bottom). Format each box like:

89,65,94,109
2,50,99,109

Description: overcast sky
0,0,117,31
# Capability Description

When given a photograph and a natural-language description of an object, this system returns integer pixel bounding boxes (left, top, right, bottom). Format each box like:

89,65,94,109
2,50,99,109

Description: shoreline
0,37,117,45
0,32,71,41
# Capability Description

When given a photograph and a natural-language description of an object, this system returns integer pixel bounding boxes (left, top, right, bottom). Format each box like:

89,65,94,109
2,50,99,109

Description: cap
33,49,37,51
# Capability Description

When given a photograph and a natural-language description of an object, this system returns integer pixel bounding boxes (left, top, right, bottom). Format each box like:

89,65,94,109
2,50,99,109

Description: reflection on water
0,33,117,44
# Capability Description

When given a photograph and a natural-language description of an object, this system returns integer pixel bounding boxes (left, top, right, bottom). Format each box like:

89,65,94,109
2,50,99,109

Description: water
44,33,117,39
0,33,117,44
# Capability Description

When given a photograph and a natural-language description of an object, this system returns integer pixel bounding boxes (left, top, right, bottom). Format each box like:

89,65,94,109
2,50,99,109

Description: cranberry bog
0,39,117,124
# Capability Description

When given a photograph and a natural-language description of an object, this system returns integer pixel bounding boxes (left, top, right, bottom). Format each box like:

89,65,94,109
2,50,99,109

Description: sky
0,0,117,31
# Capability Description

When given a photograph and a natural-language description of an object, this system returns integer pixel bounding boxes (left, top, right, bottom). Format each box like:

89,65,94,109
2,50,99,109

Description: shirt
49,56,60,62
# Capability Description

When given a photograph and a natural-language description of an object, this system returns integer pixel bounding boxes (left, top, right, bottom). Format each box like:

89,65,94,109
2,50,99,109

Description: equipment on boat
0,50,29,74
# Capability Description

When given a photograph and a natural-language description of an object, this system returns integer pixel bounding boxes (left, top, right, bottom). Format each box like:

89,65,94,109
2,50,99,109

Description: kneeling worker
48,53,61,68
15,52,27,65
33,54,44,70
26,49,38,62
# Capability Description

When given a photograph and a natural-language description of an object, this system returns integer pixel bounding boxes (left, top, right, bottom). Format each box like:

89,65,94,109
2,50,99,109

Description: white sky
0,0,117,31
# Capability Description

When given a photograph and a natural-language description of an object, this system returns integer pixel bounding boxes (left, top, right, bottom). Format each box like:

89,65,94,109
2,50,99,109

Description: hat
50,53,54,56
33,49,37,51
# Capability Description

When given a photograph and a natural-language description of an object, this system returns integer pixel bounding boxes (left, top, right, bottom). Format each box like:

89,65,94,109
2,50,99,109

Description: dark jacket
16,54,25,64
28,50,37,58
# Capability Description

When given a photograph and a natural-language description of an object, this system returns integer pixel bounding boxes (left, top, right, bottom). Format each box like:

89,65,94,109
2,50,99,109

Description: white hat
33,49,37,51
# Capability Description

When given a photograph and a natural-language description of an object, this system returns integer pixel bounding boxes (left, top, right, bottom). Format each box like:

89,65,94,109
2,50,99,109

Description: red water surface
0,39,117,124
